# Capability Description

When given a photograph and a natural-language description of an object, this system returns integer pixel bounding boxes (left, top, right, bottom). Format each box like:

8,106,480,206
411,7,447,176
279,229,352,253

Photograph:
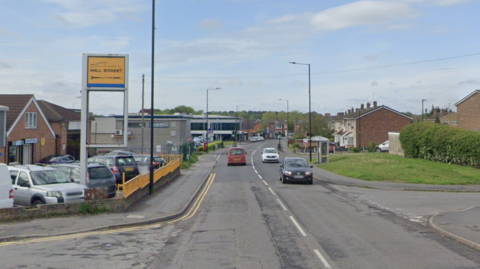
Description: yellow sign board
87,56,126,88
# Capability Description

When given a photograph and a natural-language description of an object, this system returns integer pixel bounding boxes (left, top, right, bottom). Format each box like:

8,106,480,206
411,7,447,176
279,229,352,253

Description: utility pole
422,99,427,122
141,74,145,154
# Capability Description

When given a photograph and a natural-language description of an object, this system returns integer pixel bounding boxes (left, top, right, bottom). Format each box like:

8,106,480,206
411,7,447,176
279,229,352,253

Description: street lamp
149,0,156,195
235,105,245,145
279,99,289,135
290,62,312,162
206,87,220,153
422,99,427,122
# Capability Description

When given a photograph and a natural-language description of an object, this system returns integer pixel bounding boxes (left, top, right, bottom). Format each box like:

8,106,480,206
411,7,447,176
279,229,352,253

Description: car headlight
305,171,312,176
284,171,292,176
46,191,63,198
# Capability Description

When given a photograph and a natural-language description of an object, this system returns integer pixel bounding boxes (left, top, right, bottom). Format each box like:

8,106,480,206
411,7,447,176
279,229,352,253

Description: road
1,140,480,268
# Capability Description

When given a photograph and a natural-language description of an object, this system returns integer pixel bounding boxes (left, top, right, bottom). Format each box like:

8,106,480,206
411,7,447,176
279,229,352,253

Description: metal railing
119,155,182,198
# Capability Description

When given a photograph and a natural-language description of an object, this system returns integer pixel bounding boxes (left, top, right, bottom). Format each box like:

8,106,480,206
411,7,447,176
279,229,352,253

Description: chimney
373,101,377,108
441,109,446,115
348,109,351,114
361,103,364,109
325,113,331,118
337,112,344,116
367,102,371,108
355,108,359,112
433,110,437,116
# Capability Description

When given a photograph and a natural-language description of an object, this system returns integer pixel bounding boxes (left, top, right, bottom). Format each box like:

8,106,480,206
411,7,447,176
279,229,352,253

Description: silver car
262,148,279,163
8,165,85,207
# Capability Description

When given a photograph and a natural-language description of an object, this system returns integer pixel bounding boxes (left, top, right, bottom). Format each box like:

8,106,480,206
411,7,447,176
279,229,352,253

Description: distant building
455,89,480,131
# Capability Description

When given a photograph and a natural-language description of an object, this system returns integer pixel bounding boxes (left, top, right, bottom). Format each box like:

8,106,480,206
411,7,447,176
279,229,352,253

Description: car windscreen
116,157,136,166
31,170,70,185
133,156,148,163
154,157,165,163
88,167,114,180
264,149,277,154
285,159,309,168
40,155,59,162
230,149,244,155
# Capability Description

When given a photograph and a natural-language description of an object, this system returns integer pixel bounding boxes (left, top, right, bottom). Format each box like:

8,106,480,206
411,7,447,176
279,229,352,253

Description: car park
37,154,76,166
0,164,13,209
279,157,313,184
51,163,117,198
8,165,85,207
87,155,140,184
227,147,247,166
132,155,167,174
261,148,279,163
376,141,389,152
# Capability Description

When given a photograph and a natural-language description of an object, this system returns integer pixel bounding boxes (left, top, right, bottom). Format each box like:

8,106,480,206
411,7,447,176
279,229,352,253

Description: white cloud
0,61,13,69
403,0,472,6
248,80,261,86
371,81,378,86
198,19,223,30
364,54,378,62
311,1,420,30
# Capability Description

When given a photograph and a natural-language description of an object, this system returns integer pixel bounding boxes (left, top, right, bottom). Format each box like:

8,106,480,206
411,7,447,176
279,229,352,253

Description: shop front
8,138,38,165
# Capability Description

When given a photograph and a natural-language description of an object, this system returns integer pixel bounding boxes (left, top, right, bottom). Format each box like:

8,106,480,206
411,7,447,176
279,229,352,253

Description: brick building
455,90,480,131
267,119,287,139
0,95,57,164
333,101,411,147
243,119,262,138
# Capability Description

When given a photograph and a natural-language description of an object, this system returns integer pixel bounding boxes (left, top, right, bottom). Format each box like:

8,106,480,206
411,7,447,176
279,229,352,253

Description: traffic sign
87,56,126,88
266,128,269,133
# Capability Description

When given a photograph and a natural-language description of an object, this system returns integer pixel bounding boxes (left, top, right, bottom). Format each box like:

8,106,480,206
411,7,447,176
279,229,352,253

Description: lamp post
290,62,312,162
206,87,220,153
235,105,245,145
279,99,289,135
149,0,156,195
422,99,427,122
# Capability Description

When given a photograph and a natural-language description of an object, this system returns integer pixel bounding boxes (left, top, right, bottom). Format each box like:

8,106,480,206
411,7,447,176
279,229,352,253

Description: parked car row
249,136,265,142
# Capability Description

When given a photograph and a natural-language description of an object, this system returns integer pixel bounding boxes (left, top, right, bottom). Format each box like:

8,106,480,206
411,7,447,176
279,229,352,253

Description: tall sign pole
149,0,156,195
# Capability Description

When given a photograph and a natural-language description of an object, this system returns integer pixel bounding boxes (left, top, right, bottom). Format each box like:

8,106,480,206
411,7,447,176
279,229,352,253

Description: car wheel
32,199,44,208
281,175,287,184
308,180,313,185
376,148,381,153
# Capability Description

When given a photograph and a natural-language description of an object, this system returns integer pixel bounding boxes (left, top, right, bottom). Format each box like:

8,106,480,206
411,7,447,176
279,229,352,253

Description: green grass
319,153,480,185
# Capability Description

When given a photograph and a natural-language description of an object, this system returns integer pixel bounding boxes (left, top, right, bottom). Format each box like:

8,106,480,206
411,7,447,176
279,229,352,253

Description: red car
228,147,247,166
329,142,336,153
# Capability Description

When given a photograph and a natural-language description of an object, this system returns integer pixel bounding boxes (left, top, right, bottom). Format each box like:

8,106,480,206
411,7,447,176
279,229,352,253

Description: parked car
0,163,13,209
132,155,167,174
87,155,140,184
51,163,117,198
376,141,389,152
329,142,336,153
261,148,279,163
37,154,75,166
227,147,247,166
249,136,258,142
279,157,313,184
257,136,265,141
105,150,135,156
8,165,85,207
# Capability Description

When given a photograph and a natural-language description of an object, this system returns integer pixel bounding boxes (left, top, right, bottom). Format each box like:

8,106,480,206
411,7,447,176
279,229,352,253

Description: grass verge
319,153,480,185
181,154,199,169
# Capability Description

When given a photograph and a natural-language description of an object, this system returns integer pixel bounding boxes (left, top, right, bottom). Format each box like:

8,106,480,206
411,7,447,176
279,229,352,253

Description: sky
1,0,480,116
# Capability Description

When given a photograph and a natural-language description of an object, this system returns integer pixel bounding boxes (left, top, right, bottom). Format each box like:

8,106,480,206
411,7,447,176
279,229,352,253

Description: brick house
439,112,458,127
0,95,57,164
454,90,480,131
37,100,83,159
332,101,411,147
243,119,262,138
267,119,287,139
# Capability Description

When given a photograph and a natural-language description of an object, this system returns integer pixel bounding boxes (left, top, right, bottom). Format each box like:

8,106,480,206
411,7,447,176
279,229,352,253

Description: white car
249,137,258,142
257,136,265,141
376,141,389,152
0,163,13,209
262,148,279,163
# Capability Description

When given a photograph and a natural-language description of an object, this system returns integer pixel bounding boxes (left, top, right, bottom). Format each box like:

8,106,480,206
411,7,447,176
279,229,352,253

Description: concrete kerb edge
0,157,218,243
428,213,480,252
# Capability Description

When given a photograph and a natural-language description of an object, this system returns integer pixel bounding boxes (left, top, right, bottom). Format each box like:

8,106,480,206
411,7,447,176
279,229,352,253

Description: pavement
0,139,479,253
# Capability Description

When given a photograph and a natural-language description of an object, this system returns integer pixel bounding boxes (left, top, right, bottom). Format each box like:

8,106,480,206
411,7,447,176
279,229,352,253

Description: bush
400,122,480,167
292,134,305,140
350,147,361,153
367,141,378,153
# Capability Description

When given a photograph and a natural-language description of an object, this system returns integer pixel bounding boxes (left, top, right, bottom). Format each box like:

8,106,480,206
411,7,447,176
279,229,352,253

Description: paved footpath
279,138,480,252
0,154,219,241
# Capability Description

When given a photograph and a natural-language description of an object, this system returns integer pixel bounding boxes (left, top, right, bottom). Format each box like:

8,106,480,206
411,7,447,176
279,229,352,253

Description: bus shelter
311,136,330,164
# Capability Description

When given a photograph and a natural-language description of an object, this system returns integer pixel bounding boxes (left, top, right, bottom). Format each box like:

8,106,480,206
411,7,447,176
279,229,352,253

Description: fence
119,155,182,198
91,142,196,162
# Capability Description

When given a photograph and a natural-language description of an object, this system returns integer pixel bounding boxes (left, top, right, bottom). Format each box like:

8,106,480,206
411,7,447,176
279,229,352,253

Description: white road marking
314,249,332,268
289,216,307,236
258,175,263,180
127,215,145,219
216,155,220,161
268,187,276,196
277,199,287,211
255,170,259,174
262,180,268,186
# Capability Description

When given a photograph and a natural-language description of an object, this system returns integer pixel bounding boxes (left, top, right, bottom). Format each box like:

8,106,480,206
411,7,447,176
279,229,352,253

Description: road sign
266,128,269,133
87,56,126,88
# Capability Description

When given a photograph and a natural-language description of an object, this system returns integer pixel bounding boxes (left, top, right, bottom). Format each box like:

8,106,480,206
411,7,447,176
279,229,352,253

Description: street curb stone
428,213,480,252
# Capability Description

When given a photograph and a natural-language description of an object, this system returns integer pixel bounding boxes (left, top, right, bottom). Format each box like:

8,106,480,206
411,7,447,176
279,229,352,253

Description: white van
0,163,13,209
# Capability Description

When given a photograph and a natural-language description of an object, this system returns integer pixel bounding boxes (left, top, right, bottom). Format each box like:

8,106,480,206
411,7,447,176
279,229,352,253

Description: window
25,112,37,128
9,171,18,184
453,120,458,125
444,120,449,124
17,172,29,186
347,137,354,145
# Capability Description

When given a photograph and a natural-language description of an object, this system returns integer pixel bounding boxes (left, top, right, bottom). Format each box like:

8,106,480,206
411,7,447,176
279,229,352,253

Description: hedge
400,122,480,167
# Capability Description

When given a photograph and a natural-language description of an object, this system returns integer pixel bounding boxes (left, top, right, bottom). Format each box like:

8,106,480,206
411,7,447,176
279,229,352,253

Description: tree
435,116,440,124
262,111,277,122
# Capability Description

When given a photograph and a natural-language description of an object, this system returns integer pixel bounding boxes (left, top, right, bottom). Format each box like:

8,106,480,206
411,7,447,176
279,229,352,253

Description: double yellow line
169,173,216,224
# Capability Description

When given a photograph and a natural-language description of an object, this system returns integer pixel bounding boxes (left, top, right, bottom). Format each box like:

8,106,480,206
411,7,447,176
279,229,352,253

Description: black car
51,163,117,198
279,157,314,184
132,155,166,170
37,155,76,166
87,155,140,184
